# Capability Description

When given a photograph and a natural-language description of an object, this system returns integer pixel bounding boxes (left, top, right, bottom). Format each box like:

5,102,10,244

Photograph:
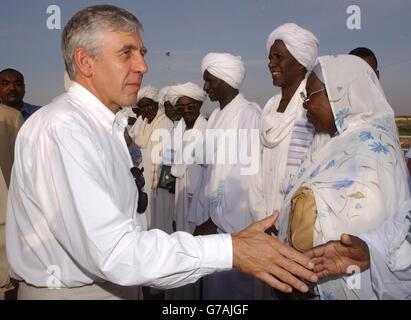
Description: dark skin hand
193,218,218,236
305,234,370,278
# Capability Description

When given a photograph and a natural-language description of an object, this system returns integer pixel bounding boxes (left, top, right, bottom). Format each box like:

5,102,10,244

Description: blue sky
1,0,410,115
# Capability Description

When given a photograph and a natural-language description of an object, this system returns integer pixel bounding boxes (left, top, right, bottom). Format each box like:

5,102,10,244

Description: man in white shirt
6,4,317,300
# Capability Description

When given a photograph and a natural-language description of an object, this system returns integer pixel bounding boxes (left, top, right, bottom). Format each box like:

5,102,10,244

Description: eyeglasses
300,88,326,104
130,167,148,214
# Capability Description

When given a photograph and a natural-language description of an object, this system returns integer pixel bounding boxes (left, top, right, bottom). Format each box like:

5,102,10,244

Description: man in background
0,69,41,120
349,47,380,79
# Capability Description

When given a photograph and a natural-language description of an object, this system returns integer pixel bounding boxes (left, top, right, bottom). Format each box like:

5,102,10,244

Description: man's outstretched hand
304,234,370,278
231,212,318,294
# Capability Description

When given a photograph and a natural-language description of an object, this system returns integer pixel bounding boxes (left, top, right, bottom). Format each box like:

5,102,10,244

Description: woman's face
303,73,337,136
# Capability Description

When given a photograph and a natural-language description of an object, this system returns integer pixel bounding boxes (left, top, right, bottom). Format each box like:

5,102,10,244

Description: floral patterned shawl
278,55,410,299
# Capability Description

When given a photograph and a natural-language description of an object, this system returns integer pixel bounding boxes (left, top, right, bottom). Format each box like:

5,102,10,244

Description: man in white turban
135,86,173,228
248,23,319,298
159,86,182,124
189,53,262,299
250,22,319,223
155,82,208,300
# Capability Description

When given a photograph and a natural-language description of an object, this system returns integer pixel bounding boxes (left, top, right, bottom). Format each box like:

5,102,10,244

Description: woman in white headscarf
279,55,410,300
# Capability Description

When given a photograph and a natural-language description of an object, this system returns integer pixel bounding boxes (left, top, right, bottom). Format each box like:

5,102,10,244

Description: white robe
0,168,11,299
172,116,207,234
136,113,173,228
249,79,313,221
189,93,261,299
361,198,411,300
165,116,207,300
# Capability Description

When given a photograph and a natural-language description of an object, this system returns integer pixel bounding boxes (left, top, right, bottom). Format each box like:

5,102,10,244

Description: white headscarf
279,55,409,300
201,53,245,89
266,23,319,71
136,86,159,104
167,82,207,106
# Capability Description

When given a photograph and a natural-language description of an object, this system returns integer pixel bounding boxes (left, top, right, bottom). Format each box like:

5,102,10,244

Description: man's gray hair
62,5,143,80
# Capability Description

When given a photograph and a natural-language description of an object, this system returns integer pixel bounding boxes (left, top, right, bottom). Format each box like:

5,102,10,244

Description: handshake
231,212,370,295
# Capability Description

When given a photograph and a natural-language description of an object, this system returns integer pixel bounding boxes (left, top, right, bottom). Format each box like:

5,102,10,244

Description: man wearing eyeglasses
6,6,317,299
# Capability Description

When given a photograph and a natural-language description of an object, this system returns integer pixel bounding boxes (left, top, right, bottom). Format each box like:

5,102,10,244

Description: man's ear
74,48,94,78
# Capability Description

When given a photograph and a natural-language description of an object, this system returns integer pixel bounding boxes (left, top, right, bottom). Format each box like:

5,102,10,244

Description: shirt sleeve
210,106,262,233
38,122,232,289
360,199,411,299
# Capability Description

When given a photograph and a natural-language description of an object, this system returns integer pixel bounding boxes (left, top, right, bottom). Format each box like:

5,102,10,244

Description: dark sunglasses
130,167,148,214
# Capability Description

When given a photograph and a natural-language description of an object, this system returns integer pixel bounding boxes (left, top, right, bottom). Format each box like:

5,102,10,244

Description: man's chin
272,79,282,87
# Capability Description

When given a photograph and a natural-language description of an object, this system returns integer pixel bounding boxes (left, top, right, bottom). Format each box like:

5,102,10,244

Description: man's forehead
270,40,288,53
203,70,219,81
106,28,142,41
0,71,23,81
138,97,156,106
177,96,197,104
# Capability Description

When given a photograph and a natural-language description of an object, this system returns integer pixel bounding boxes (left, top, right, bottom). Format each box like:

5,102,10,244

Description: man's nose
132,54,148,75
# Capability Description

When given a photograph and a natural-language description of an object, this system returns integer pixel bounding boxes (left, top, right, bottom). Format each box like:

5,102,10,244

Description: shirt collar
67,82,125,133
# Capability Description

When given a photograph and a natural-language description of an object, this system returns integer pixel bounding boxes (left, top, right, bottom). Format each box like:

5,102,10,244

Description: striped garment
278,117,314,197
287,119,314,169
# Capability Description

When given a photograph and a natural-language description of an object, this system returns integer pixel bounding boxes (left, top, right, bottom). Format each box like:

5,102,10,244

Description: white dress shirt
6,82,232,289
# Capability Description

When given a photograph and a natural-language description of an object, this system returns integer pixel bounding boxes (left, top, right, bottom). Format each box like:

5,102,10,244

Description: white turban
201,52,245,89
136,85,159,104
158,86,171,109
266,23,319,71
167,82,207,106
